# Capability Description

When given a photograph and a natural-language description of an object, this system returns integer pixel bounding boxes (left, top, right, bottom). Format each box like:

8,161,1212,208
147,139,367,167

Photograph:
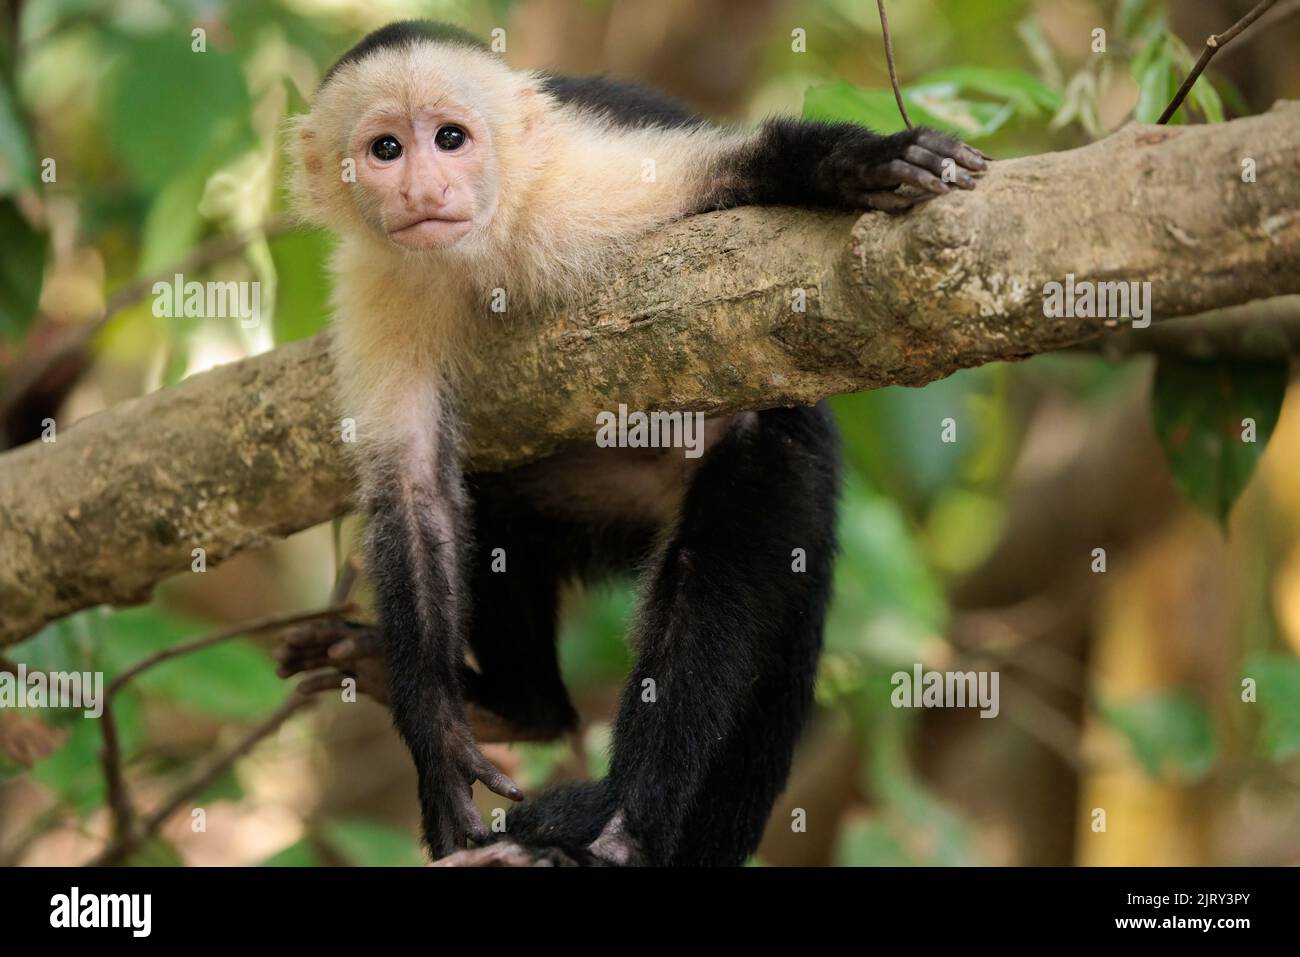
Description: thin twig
98,698,135,845
88,603,349,863
1156,0,1279,124
89,694,313,866
0,215,297,429
107,603,353,697
1218,0,1300,60
877,0,913,129
140,695,312,837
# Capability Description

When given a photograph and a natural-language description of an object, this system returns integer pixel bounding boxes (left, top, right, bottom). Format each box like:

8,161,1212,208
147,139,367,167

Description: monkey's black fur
538,73,703,130
463,405,840,866
321,20,488,86
321,23,984,866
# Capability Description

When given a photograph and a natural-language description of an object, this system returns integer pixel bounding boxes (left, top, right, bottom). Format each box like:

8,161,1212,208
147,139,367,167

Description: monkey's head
290,22,545,254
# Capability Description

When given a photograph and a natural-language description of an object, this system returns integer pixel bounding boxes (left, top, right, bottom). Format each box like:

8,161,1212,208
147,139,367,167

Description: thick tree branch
2,104,1299,644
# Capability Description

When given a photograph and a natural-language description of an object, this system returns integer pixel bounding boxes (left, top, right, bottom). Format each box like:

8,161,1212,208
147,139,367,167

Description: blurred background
2,0,1299,867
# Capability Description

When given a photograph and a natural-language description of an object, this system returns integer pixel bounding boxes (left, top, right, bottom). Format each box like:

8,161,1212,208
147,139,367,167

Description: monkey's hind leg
460,474,580,740
506,405,840,866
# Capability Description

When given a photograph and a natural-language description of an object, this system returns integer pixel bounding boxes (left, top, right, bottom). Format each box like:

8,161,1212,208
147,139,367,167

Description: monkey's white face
350,106,497,250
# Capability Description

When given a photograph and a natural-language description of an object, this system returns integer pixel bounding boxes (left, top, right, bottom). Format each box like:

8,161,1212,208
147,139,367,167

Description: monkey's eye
434,125,467,151
370,135,403,162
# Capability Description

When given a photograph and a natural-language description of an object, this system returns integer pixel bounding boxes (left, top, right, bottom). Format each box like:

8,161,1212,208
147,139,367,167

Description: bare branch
89,694,312,867
1,105,1299,645
107,604,354,696
1157,0,1279,125
876,0,913,129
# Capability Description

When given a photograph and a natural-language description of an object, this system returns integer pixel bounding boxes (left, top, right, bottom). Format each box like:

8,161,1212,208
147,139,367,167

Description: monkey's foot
823,125,989,213
276,618,391,701
432,841,582,867
274,619,567,742
431,813,637,867
420,719,526,854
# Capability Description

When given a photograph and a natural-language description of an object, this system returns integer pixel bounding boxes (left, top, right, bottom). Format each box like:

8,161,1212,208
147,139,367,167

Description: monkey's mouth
388,216,474,248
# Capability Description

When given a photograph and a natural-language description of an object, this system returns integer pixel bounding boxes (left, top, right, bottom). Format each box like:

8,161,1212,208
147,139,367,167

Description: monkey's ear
292,119,324,174
285,114,339,227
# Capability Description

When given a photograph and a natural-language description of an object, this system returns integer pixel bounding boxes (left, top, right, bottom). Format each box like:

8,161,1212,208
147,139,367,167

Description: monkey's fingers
912,129,988,173
860,190,925,214
455,789,491,846
279,618,375,650
860,158,950,195
470,751,524,802
275,619,377,676
296,672,347,696
296,669,390,704
327,631,385,663
901,144,978,190
275,650,327,677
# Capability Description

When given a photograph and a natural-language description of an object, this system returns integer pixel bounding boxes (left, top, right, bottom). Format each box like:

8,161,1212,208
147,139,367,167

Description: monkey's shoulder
536,72,705,131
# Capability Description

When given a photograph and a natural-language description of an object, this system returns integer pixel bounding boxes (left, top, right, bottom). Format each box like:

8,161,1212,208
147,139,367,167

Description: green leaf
1117,0,1154,38
97,607,285,719
105,32,254,189
914,67,1062,115
1151,357,1288,524
0,75,38,193
6,610,101,677
1187,74,1225,124
30,717,105,814
270,229,333,344
137,159,210,275
322,818,424,867
804,82,909,133
804,80,1022,139
1015,18,1063,90
1244,653,1300,761
1134,53,1173,123
907,90,1016,139
1101,690,1218,781
825,476,947,667
0,197,46,342
831,365,997,508
259,838,322,867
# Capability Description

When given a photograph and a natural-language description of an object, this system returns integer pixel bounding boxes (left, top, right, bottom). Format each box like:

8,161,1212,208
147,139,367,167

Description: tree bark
2,103,1299,645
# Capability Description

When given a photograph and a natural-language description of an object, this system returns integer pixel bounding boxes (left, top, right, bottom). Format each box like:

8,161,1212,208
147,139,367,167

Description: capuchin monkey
279,20,985,866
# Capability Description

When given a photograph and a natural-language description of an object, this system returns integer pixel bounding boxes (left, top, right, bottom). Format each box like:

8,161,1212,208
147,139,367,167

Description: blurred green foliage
1,0,1297,867
1153,358,1289,525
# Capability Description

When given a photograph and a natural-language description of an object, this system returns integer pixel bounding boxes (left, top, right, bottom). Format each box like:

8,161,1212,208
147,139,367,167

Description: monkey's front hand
820,126,988,214
418,714,524,857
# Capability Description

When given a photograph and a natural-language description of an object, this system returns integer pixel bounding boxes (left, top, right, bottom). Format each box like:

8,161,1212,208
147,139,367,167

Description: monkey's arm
364,432,523,856
714,121,987,214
